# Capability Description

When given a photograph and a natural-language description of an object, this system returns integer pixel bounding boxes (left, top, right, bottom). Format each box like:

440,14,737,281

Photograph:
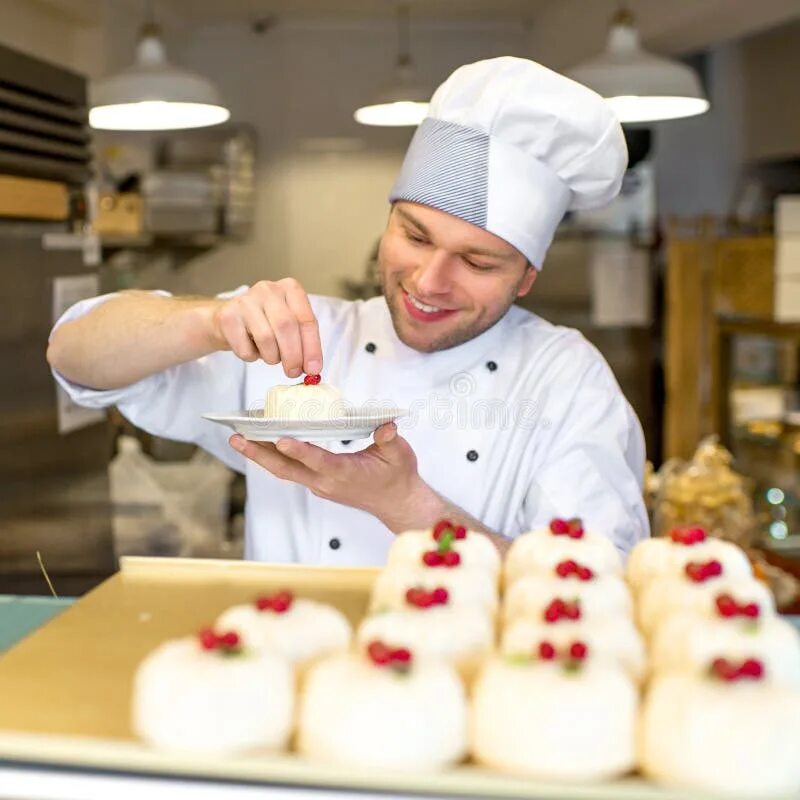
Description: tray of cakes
0,519,799,799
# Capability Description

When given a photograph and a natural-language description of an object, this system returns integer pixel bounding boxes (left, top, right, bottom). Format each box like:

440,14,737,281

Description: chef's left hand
229,423,434,531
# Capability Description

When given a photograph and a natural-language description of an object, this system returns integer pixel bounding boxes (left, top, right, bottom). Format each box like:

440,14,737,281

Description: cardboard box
775,195,800,236
775,235,800,277
774,275,800,321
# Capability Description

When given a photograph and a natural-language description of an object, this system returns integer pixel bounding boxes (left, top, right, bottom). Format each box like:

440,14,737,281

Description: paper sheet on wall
51,274,106,434
589,241,651,327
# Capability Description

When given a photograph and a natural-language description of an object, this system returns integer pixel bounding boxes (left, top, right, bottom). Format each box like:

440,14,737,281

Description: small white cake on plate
387,520,501,582
471,646,637,780
504,518,622,587
132,627,294,754
298,641,468,770
264,375,346,420
640,667,800,796
357,585,493,680
216,590,352,671
501,615,645,683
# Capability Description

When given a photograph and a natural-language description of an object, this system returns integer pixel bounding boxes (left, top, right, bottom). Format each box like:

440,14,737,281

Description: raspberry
303,374,321,385
432,519,453,540
422,551,443,567
715,594,738,617
549,518,569,534
739,659,764,679
555,560,573,578
442,550,461,567
711,658,739,682
743,603,760,618
432,587,449,605
538,641,556,660
221,631,240,647
367,641,392,665
198,628,217,650
569,641,588,660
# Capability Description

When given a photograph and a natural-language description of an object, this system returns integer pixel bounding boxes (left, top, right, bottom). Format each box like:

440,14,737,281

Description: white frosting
641,672,800,796
216,598,352,670
504,525,622,587
132,637,294,753
298,651,468,769
650,612,800,689
503,573,632,625
501,616,646,683
357,606,494,679
637,574,774,639
627,536,752,597
370,566,498,617
471,655,637,780
263,382,346,420
387,529,501,580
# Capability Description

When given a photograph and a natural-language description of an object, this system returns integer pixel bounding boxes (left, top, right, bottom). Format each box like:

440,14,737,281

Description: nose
413,248,453,297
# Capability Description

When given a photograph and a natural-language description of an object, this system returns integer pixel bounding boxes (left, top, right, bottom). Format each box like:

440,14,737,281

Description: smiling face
378,201,537,353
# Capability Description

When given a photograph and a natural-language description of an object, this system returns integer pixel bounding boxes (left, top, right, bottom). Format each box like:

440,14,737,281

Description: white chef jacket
51,289,649,566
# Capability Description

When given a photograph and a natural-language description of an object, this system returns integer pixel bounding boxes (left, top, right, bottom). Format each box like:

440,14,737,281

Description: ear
516,264,538,298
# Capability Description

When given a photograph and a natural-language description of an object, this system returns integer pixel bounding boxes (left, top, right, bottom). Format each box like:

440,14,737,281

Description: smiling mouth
406,292,445,313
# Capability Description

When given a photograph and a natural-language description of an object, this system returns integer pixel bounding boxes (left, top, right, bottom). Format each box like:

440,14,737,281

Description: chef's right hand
209,279,322,378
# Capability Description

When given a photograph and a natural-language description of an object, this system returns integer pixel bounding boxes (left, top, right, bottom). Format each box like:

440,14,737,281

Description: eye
463,257,495,272
405,229,428,245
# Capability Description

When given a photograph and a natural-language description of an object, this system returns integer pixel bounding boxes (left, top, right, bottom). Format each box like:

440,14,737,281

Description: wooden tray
0,557,710,799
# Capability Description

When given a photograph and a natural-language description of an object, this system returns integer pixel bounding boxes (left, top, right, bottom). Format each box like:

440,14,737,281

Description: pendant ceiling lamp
90,5,230,131
355,4,430,127
568,8,709,124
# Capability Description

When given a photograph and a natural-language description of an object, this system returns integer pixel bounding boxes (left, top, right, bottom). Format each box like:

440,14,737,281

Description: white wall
652,42,746,219
0,0,86,72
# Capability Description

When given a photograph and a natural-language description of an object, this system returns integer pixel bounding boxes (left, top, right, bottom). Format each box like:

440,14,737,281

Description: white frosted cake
298,641,468,770
471,648,637,780
264,374,346,420
370,565,498,617
216,591,352,671
637,567,774,639
503,570,632,625
501,615,646,683
504,518,622,587
387,520,501,582
357,585,494,679
650,602,800,688
132,628,294,753
641,668,800,796
626,527,752,597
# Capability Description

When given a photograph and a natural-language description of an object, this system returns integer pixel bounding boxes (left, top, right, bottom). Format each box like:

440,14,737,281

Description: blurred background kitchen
1,0,799,606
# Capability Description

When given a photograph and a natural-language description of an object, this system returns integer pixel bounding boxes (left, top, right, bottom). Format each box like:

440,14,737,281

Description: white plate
202,408,409,442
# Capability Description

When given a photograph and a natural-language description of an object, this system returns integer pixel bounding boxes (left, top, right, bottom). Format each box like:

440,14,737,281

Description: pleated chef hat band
388,57,628,270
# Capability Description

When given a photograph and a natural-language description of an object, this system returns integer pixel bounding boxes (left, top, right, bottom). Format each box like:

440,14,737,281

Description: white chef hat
389,56,628,269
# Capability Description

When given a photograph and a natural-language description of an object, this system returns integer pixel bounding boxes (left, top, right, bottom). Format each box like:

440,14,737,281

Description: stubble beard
380,268,521,354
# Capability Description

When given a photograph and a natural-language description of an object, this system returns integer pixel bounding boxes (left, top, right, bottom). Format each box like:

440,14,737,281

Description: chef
47,56,649,563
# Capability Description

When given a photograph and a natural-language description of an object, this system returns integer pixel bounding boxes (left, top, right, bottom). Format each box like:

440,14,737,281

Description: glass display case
714,316,800,559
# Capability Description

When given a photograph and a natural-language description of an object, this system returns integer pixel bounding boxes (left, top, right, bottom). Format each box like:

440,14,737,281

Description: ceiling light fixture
90,3,230,131
355,4,429,127
568,8,710,124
